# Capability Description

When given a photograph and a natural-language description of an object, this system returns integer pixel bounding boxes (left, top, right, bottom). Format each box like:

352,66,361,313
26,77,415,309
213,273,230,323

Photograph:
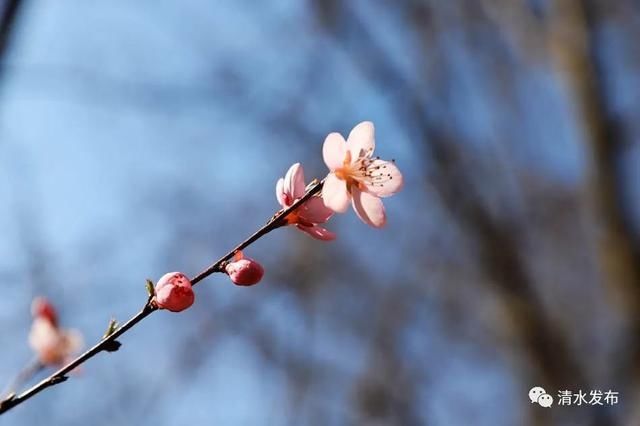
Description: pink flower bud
29,297,83,366
154,272,195,312
225,251,264,286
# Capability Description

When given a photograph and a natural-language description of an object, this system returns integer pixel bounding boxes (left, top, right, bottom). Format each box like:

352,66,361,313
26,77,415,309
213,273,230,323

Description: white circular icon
538,393,553,407
529,386,546,403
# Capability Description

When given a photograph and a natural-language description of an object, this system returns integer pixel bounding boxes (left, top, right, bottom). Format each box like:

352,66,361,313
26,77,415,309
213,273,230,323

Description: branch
1,359,43,400
0,179,324,415
0,0,24,60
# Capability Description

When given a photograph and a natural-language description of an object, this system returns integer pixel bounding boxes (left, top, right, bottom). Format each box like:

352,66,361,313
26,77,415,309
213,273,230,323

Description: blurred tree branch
548,0,640,309
308,1,623,424
0,0,23,61
547,1,640,420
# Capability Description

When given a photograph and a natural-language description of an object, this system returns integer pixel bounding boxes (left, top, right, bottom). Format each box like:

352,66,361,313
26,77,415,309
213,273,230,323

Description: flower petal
63,329,84,353
364,159,403,197
29,318,58,353
297,224,336,241
322,173,350,213
284,163,306,200
276,178,286,207
323,132,347,170
352,187,386,228
346,121,375,159
299,196,334,223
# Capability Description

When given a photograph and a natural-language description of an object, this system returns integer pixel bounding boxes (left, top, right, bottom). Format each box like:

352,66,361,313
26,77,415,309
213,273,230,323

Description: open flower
322,121,403,227
276,163,336,241
28,297,83,366
154,272,195,312
225,251,264,286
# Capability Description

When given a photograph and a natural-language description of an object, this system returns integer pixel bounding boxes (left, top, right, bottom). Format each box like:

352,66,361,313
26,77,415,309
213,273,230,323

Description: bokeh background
1,1,639,425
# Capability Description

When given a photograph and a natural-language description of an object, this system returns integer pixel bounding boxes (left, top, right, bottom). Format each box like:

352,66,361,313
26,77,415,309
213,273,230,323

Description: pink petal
364,159,403,197
284,163,306,199
63,329,84,353
276,178,286,207
297,224,336,241
29,318,58,353
299,196,334,223
352,187,386,228
29,318,83,365
323,132,347,170
346,121,375,159
322,173,350,213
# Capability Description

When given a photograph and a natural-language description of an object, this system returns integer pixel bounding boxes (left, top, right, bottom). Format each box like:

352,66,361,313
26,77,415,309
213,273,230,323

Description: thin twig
1,358,43,400
0,180,324,415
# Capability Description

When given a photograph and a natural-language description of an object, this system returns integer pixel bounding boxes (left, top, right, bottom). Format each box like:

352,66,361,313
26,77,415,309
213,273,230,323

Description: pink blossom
276,163,336,241
154,272,195,312
322,121,403,227
28,297,83,366
225,251,264,286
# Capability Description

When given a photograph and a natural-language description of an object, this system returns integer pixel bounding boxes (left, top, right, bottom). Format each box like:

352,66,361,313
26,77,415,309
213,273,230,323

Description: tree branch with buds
0,121,403,416
0,180,324,415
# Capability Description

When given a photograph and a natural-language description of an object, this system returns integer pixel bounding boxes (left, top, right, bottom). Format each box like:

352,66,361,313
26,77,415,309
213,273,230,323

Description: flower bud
29,297,83,366
225,252,264,286
154,272,195,312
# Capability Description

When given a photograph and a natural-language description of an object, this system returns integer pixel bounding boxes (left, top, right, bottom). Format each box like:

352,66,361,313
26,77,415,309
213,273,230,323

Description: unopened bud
225,252,264,286
154,272,195,312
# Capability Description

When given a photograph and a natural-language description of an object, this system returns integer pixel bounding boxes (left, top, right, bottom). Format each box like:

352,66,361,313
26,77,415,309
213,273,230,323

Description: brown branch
547,2,640,412
0,0,24,61
548,0,640,309
0,179,324,415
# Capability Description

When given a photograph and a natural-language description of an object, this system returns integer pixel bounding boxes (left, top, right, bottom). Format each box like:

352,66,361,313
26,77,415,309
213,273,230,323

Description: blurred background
0,0,639,425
